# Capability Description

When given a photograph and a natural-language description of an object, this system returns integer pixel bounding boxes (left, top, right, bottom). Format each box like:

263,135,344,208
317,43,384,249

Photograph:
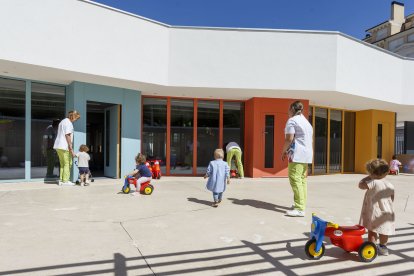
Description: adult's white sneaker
286,209,305,217
62,181,75,186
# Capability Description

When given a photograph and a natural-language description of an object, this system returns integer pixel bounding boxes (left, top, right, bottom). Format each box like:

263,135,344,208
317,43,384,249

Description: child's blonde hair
79,144,89,152
366,159,389,178
135,153,146,164
214,149,224,159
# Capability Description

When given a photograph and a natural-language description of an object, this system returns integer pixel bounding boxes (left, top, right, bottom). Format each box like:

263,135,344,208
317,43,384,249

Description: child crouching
204,149,230,207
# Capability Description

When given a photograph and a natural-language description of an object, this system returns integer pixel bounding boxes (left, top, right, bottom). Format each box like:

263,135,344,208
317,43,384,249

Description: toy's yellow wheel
122,186,130,194
305,239,325,260
359,241,377,262
144,185,153,195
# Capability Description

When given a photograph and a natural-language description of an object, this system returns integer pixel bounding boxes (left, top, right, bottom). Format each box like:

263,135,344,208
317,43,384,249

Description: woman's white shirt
53,118,74,151
284,114,313,164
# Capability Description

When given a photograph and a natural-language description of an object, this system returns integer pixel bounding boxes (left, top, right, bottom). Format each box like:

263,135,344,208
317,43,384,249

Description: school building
1,0,414,183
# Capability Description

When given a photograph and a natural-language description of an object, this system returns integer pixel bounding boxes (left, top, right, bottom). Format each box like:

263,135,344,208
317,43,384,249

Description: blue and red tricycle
121,176,154,195
305,213,377,262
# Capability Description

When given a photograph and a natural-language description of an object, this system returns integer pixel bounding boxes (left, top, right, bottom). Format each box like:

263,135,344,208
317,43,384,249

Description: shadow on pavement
228,198,291,213
1,226,413,275
187,197,212,206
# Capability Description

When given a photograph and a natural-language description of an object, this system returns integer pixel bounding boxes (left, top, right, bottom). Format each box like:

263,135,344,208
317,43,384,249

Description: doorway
86,101,121,178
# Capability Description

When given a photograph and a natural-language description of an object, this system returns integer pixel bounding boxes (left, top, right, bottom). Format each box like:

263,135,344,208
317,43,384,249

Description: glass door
314,107,328,174
197,100,219,174
170,99,194,175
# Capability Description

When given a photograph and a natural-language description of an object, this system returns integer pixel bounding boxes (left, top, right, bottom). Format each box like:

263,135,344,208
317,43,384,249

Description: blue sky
93,0,414,39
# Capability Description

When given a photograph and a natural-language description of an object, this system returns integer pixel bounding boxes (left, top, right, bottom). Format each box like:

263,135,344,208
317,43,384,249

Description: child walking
390,155,402,175
124,153,152,196
359,159,395,256
76,144,90,187
204,149,230,207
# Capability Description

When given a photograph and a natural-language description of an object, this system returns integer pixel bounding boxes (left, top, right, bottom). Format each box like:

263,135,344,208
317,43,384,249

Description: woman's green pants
288,162,308,211
56,149,72,182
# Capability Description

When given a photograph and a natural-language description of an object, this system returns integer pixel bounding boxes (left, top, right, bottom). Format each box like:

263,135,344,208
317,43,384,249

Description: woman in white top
281,101,313,217
53,110,80,185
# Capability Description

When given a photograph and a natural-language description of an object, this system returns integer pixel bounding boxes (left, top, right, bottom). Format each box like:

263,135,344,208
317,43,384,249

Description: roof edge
81,0,414,61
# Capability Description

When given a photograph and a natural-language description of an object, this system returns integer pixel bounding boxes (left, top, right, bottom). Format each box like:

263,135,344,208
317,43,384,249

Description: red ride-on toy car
121,176,154,195
305,213,377,262
148,159,162,179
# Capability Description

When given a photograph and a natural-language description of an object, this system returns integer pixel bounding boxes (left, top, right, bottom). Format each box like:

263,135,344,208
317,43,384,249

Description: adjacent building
1,0,414,182
364,1,414,57
364,1,414,155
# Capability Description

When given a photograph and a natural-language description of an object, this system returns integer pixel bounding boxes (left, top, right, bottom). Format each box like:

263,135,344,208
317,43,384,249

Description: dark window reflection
31,83,65,179
142,98,167,174
264,115,275,168
223,102,244,151
314,107,327,174
0,78,25,180
197,100,219,174
170,99,193,174
329,109,342,173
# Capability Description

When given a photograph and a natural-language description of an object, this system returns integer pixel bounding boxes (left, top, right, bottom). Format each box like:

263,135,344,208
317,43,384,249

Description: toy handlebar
327,222,339,229
312,213,338,229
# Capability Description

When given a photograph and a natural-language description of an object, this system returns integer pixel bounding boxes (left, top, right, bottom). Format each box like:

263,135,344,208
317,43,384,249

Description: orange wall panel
355,109,395,173
244,97,309,178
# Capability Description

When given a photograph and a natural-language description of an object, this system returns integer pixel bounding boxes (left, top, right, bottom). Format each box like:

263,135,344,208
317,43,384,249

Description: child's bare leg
379,234,389,245
80,174,85,186
368,230,378,243
85,173,89,183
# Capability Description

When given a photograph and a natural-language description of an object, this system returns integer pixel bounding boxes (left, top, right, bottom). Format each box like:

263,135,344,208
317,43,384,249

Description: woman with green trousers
281,101,313,217
53,110,80,186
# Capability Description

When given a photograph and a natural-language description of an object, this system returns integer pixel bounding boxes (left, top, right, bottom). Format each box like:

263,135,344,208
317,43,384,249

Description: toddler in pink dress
359,159,395,256
389,155,402,175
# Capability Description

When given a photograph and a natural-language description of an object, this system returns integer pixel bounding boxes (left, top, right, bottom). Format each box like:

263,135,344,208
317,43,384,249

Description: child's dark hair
79,144,89,152
392,154,397,160
135,153,146,164
366,159,389,177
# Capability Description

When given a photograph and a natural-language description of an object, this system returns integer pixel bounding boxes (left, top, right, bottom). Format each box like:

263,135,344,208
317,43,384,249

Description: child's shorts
79,167,90,175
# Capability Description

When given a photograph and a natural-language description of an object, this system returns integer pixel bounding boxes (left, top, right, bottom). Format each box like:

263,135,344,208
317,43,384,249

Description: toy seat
338,225,366,236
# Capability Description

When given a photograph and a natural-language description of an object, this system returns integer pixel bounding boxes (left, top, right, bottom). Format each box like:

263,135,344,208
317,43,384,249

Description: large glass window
170,99,194,175
197,101,219,174
314,107,328,174
0,78,26,180
31,83,65,179
223,102,244,150
329,109,342,173
142,98,167,174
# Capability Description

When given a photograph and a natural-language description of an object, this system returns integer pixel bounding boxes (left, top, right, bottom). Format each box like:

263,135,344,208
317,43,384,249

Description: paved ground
0,174,413,276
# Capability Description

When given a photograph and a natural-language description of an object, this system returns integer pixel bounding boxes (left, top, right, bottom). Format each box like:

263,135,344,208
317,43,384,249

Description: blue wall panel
66,82,141,181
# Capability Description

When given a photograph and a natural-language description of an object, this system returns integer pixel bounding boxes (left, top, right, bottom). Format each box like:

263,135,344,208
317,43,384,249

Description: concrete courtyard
0,174,413,276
